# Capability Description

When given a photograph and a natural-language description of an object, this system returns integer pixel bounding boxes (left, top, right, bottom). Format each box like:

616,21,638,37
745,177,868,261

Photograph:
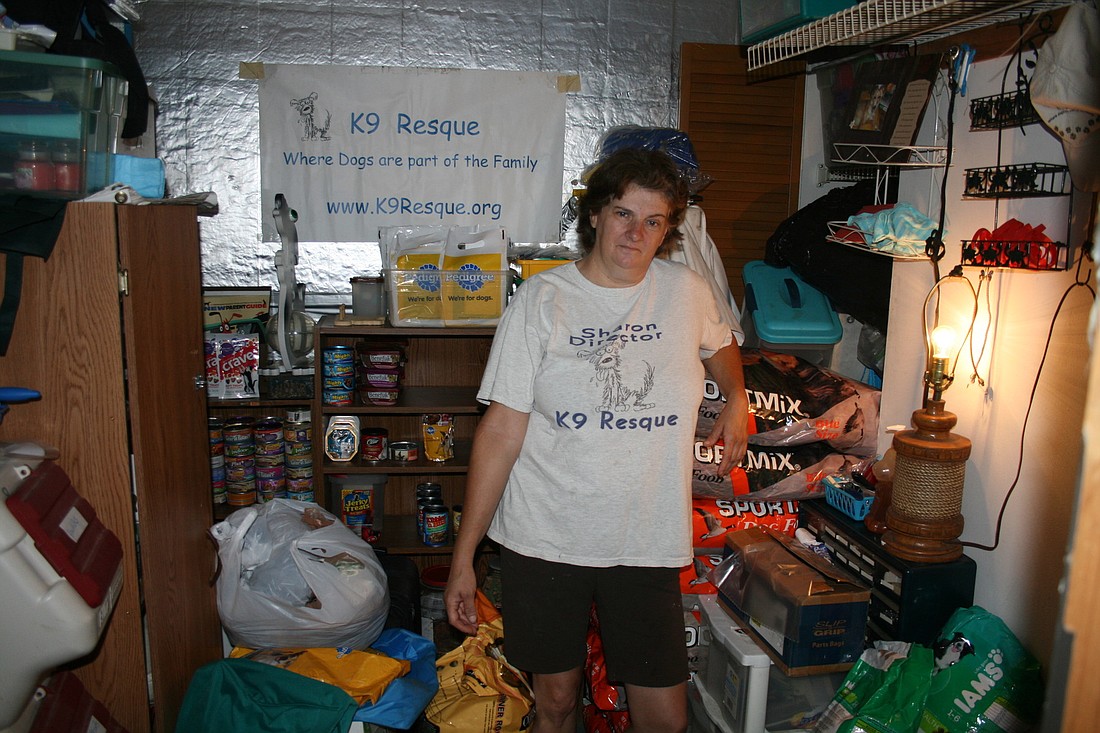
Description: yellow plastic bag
229,646,410,705
425,591,534,731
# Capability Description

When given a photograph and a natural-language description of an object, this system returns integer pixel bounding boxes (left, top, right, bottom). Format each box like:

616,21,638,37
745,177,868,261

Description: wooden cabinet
311,318,492,560
0,203,222,733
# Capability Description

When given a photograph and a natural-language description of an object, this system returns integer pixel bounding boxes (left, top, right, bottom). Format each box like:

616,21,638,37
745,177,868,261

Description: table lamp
883,268,977,563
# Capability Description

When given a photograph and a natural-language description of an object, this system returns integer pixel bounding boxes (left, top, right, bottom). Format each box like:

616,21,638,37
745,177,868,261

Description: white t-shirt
478,258,733,568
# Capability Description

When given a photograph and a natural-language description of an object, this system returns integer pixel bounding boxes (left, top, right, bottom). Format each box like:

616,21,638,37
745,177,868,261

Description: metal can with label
389,440,419,463
422,503,450,547
361,427,388,463
452,504,463,536
284,421,312,443
416,482,444,535
323,345,355,365
322,388,354,407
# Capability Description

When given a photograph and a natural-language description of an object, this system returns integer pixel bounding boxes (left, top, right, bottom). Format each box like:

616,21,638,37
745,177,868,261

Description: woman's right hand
444,561,480,635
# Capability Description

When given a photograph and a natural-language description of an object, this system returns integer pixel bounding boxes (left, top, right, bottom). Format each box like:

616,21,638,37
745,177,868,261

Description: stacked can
322,346,356,406
209,417,227,505
416,482,448,546
253,417,286,502
284,412,313,502
223,417,257,506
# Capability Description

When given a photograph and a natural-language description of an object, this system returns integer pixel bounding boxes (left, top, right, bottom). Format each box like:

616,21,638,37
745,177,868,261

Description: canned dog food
361,427,388,462
362,369,402,388
361,387,400,406
422,503,449,547
389,440,419,463
325,416,361,462
357,344,404,370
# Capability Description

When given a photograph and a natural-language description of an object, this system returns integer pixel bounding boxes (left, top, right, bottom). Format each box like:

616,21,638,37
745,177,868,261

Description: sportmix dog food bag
680,499,800,593
694,349,880,501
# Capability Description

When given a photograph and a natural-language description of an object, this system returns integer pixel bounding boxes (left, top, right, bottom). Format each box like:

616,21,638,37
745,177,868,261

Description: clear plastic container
351,276,386,320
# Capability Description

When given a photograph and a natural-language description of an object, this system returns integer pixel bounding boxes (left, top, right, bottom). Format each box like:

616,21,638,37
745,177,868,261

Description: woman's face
587,184,672,278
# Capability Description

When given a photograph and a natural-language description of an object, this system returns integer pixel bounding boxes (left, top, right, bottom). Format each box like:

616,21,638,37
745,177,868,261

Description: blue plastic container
742,260,841,366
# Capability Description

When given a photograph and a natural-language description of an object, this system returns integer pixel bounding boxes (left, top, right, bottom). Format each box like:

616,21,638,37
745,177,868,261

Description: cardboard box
715,526,869,676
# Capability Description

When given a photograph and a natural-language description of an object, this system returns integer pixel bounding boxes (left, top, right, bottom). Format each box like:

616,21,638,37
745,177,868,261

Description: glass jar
53,142,82,193
14,140,55,191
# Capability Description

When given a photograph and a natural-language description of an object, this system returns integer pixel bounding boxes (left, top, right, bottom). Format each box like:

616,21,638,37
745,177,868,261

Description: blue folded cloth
848,203,937,257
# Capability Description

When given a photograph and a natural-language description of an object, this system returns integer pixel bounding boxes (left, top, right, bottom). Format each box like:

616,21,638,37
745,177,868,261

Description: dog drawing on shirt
290,92,331,141
578,338,654,412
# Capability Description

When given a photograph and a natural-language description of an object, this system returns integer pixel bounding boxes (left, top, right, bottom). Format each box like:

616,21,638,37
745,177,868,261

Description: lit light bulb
930,325,958,359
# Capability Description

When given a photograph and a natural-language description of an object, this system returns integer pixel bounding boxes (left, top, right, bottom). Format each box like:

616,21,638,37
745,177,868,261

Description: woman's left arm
701,341,749,475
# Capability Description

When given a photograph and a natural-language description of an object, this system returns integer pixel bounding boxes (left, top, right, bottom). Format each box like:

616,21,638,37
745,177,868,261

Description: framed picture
834,55,940,159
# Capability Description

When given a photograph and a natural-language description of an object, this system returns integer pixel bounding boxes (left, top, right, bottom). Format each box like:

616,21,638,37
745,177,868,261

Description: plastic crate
824,482,874,521
516,258,571,279
385,268,511,327
0,50,128,198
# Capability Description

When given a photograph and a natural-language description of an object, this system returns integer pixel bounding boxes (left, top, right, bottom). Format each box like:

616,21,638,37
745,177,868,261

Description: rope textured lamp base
882,400,971,563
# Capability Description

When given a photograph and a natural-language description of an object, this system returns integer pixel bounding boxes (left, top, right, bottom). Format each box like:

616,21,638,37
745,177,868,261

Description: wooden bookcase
311,318,493,564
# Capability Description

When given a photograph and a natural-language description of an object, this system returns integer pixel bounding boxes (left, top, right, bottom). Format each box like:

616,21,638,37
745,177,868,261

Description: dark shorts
499,547,688,687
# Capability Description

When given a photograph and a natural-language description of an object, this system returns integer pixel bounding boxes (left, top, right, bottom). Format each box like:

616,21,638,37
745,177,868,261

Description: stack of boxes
688,525,869,731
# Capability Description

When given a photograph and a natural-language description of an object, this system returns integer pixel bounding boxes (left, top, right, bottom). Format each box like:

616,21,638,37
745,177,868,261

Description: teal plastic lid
742,261,841,345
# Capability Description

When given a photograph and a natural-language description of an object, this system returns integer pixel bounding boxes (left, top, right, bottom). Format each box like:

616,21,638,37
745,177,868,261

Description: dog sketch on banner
254,64,569,243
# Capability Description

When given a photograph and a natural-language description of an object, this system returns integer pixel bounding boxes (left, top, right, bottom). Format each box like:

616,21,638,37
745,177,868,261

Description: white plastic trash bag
211,498,389,650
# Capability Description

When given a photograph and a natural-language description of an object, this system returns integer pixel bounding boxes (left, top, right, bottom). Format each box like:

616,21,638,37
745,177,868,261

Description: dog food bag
918,606,1043,733
387,228,447,325
814,642,918,733
441,226,509,326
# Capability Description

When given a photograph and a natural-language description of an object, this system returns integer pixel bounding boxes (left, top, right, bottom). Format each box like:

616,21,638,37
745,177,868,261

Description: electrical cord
961,240,1095,552
924,49,958,283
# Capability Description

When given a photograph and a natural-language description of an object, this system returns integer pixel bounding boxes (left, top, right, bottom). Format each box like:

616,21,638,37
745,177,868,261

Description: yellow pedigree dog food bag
230,646,410,705
441,227,509,326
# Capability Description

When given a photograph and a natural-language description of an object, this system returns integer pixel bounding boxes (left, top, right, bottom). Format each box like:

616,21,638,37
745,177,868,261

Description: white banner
256,64,568,243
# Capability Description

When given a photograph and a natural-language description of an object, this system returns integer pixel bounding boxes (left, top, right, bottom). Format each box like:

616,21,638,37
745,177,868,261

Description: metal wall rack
747,0,1072,71
960,237,1068,270
832,143,947,204
962,162,1070,198
969,89,1041,130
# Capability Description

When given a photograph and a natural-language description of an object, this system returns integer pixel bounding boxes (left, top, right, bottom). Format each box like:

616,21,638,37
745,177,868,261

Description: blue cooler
741,261,841,367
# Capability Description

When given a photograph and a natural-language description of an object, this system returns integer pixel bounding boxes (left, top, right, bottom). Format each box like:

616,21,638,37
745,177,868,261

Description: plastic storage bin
385,268,511,327
0,460,123,729
0,50,128,198
741,260,841,367
699,594,771,733
516,258,571,279
739,0,856,43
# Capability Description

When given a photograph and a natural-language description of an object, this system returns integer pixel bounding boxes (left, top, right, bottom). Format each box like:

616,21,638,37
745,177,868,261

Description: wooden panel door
0,203,148,732
116,204,222,733
679,43,805,306
0,203,221,733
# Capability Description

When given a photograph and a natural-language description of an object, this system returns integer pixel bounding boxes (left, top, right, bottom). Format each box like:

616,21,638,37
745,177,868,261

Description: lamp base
882,506,965,563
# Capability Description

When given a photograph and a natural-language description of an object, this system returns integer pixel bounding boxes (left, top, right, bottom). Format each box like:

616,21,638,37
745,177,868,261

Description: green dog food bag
918,606,1044,733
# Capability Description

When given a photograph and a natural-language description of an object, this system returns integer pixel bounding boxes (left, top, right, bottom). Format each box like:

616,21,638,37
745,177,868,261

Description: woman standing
445,147,749,733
